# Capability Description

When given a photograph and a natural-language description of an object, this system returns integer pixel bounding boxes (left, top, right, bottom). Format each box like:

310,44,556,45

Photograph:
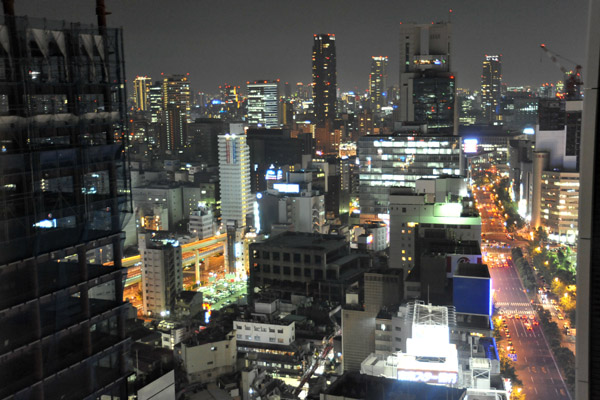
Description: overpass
117,234,227,286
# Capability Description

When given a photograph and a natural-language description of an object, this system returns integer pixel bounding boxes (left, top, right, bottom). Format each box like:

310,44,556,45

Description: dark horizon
20,0,589,95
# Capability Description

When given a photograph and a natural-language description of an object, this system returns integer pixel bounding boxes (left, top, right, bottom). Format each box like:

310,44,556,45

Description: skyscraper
481,55,502,124
133,75,152,111
247,80,280,128
398,22,456,134
0,14,131,399
218,132,253,274
369,56,388,112
576,1,600,397
148,80,163,123
161,74,191,151
312,33,337,126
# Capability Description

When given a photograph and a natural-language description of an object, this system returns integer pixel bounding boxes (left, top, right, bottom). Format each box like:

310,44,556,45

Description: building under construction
0,10,132,400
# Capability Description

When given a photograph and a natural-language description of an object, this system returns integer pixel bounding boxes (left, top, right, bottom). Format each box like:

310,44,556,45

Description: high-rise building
576,2,600,397
481,55,502,124
218,133,252,228
133,75,152,111
139,233,183,317
358,134,462,219
312,33,337,126
369,56,389,112
161,74,191,151
218,132,253,274
398,23,456,134
0,15,131,399
247,80,280,128
149,80,163,123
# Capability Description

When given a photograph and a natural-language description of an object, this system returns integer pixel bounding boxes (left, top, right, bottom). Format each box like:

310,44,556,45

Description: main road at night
474,183,570,399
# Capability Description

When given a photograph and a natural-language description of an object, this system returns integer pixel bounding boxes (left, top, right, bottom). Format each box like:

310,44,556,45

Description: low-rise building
177,329,237,384
249,232,365,304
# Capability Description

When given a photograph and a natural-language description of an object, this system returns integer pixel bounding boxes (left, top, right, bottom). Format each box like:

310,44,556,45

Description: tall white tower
218,132,253,275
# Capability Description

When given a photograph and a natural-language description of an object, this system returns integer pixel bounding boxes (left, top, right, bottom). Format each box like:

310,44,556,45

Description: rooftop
252,231,346,252
324,371,467,399
456,263,490,279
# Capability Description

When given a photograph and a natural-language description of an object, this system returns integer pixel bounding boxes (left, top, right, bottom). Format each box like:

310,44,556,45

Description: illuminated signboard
463,138,478,154
273,183,300,193
397,370,458,385
265,169,277,180
523,127,535,135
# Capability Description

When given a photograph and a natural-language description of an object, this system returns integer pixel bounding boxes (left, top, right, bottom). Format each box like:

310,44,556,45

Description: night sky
21,0,589,95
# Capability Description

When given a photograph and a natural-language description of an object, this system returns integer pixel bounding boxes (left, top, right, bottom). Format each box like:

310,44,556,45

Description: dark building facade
246,128,311,193
576,1,600,397
0,15,132,399
249,232,364,304
312,33,337,126
481,55,502,124
186,118,226,166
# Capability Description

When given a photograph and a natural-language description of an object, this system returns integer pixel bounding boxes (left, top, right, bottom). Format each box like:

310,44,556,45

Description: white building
178,331,237,384
389,178,481,276
361,302,459,386
234,319,295,346
188,207,215,239
139,233,183,317
218,134,253,230
353,222,388,252
157,320,189,350
540,170,580,243
133,184,183,231
257,183,326,235
247,80,280,128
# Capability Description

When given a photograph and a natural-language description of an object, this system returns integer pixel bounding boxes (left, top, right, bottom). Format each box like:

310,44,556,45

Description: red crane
539,44,582,99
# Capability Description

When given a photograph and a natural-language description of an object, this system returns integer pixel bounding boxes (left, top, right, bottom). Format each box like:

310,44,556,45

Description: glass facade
0,15,132,399
358,135,461,216
412,76,456,134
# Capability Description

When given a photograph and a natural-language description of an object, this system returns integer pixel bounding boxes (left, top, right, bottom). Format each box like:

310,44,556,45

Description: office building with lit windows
481,55,502,124
247,80,280,128
369,56,388,112
0,15,132,399
133,75,152,111
149,80,163,123
398,23,456,134
357,134,461,219
312,33,337,126
161,74,191,151
540,170,580,243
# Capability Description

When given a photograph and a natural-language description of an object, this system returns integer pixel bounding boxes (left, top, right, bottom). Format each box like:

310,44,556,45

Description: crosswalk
496,302,531,307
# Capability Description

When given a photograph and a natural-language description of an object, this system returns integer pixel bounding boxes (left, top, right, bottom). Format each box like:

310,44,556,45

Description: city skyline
20,0,588,93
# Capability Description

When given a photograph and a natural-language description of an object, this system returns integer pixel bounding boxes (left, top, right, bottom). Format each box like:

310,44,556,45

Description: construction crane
539,43,582,99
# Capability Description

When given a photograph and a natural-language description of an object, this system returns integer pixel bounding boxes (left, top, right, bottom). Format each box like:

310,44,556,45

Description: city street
474,182,571,399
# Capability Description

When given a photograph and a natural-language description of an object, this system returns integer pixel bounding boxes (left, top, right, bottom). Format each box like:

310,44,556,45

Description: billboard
463,138,478,154
453,275,492,316
445,254,482,277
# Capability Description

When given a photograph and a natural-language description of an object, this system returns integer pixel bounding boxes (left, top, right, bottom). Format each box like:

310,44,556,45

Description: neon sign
397,370,458,385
